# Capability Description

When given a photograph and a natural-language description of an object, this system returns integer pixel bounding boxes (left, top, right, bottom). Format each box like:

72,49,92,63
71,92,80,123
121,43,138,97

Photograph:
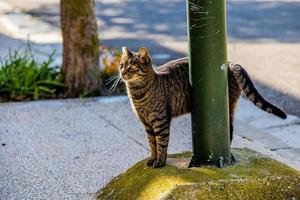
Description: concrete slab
275,148,300,162
0,125,78,200
234,120,291,150
0,97,149,199
0,96,299,199
236,98,300,130
268,125,300,148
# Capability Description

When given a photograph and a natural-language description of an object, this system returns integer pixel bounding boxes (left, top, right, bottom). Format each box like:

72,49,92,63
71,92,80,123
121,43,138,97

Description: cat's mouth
121,74,130,81
122,74,141,83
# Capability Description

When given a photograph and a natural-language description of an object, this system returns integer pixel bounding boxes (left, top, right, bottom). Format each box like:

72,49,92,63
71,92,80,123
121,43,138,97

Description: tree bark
60,0,101,97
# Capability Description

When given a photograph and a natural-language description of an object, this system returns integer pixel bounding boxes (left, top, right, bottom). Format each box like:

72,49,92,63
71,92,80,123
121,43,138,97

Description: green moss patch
96,148,300,200
165,176,300,199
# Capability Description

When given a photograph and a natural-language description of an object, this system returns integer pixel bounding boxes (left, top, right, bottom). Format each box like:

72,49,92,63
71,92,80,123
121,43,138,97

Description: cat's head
119,47,153,83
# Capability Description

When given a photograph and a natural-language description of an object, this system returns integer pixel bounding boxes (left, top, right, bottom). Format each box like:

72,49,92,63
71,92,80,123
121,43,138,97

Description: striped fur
228,63,287,120
120,47,286,168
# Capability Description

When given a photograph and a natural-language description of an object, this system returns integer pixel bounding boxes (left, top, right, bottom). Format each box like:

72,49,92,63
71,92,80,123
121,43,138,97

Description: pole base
188,153,235,168
188,155,202,168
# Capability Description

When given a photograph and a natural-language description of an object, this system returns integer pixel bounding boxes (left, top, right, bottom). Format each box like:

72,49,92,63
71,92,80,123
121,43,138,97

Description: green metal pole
186,0,231,167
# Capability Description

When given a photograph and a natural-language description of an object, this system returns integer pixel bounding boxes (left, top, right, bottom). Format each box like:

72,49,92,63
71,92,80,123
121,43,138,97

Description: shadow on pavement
25,0,300,43
227,1,300,42
254,81,300,117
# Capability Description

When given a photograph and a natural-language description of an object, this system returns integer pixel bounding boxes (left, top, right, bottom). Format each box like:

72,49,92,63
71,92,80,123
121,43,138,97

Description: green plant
0,49,65,101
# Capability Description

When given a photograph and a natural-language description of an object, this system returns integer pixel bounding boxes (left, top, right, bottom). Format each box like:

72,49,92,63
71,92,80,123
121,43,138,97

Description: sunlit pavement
0,96,299,199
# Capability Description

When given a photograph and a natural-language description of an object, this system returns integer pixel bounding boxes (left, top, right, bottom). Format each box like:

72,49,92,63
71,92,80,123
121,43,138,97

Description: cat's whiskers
109,76,122,94
105,74,120,85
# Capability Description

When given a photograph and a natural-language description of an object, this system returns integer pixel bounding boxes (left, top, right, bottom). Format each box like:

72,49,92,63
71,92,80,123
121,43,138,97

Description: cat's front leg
144,126,157,167
146,134,157,166
153,121,170,168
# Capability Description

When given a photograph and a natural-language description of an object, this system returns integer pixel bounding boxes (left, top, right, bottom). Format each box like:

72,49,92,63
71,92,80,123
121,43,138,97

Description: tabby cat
119,47,286,168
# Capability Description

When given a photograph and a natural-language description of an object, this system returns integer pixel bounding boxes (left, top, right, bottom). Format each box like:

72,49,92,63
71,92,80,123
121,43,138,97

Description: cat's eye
130,65,138,71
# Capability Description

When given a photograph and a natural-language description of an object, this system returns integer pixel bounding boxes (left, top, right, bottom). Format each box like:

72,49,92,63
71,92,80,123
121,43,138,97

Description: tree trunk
60,0,101,97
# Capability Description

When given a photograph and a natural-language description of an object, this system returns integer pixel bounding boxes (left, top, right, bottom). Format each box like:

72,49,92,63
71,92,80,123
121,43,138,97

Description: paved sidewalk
0,96,299,200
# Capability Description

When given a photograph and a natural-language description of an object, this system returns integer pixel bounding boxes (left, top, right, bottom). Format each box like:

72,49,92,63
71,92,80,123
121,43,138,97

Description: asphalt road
1,0,300,117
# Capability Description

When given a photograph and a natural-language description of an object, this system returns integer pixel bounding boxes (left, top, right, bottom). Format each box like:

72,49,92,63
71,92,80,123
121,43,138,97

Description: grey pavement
0,96,299,200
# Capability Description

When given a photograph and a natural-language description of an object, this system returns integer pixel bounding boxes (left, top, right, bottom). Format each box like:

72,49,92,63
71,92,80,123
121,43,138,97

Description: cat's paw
153,159,166,168
146,158,156,167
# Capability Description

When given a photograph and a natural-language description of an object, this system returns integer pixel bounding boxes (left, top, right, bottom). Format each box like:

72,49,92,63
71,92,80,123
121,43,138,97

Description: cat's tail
228,63,287,119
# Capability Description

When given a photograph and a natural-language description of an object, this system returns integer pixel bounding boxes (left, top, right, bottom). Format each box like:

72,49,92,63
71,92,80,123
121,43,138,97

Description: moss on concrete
164,176,300,199
96,148,300,200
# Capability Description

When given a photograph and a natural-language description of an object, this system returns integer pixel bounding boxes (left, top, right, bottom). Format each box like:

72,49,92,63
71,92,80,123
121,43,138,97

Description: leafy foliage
0,46,127,102
0,49,65,102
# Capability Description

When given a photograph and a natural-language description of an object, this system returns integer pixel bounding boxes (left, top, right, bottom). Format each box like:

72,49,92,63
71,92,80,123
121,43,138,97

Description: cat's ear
122,46,133,57
138,47,151,64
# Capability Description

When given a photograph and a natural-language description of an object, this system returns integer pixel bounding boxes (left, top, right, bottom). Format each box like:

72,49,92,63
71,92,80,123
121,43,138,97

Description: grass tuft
0,48,65,102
